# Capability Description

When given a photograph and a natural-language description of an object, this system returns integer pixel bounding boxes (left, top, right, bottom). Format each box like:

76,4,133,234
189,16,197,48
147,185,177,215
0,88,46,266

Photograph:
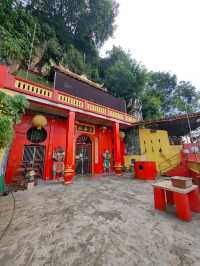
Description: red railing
13,76,137,124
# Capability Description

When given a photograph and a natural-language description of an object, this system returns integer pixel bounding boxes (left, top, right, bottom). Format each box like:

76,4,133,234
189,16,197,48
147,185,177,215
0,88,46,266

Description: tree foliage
141,72,177,119
172,81,200,113
0,1,199,121
0,0,118,71
28,0,118,48
61,45,86,74
0,92,29,148
141,73,200,119
0,115,13,149
100,47,147,104
0,1,44,65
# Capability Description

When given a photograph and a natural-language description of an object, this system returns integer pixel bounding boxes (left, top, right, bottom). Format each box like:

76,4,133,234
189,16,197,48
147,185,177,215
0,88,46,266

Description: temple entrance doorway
22,145,45,178
75,135,92,175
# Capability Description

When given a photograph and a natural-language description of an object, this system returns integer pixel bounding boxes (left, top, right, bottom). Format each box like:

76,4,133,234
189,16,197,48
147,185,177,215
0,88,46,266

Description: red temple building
0,65,137,185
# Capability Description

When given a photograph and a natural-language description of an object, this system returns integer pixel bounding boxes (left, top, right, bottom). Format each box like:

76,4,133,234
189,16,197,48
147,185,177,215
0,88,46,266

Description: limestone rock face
8,63,21,74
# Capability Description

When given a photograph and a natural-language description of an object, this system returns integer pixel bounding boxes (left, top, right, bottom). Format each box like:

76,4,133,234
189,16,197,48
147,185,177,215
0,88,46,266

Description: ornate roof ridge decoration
54,65,106,92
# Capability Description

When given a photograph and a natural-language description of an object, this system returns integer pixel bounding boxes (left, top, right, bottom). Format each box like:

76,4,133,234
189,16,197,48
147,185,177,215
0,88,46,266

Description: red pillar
44,118,55,180
0,65,15,89
112,122,122,176
64,111,75,184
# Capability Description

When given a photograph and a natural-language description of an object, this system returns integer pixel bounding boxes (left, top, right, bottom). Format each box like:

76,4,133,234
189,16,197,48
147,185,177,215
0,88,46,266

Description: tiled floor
0,175,200,266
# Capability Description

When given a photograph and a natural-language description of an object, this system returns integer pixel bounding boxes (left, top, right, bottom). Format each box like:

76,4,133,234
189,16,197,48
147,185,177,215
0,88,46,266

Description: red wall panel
5,114,52,183
5,113,124,184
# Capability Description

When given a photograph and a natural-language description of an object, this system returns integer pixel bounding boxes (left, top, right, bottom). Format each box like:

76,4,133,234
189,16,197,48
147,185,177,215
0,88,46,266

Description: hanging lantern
120,131,125,140
32,115,47,130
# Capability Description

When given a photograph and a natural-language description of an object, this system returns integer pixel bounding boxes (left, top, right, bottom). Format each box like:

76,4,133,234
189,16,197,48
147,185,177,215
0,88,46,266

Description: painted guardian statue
52,147,65,179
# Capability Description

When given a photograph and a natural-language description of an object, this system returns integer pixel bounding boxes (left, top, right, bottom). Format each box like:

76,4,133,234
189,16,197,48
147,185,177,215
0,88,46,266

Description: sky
101,0,200,89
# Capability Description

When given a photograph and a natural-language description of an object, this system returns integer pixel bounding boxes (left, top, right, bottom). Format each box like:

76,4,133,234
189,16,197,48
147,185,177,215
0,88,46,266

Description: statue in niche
127,97,143,121
103,150,111,174
52,146,65,179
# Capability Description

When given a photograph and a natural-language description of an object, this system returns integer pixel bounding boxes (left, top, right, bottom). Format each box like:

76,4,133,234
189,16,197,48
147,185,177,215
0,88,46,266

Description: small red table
153,180,200,222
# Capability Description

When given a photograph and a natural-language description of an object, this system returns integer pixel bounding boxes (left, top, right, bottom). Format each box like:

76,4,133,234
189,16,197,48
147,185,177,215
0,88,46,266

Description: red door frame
75,132,95,175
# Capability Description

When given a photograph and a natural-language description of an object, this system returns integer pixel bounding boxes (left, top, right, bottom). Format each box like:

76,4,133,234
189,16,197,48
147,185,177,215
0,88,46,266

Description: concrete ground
0,175,200,266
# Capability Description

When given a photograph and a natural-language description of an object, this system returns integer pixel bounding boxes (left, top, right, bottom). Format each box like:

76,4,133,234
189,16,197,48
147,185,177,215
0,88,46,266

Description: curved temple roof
54,65,105,91
132,112,200,136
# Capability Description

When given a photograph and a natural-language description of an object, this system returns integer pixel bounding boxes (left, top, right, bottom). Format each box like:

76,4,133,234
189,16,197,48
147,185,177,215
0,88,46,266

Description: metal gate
76,136,92,175
22,145,45,178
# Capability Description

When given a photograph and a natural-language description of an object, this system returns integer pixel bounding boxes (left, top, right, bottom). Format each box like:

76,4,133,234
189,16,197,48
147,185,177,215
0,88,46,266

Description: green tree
172,81,200,113
27,0,119,67
0,0,118,77
144,71,177,115
60,45,86,74
28,0,118,47
141,93,163,120
141,73,200,119
100,46,147,104
0,92,29,148
0,1,45,66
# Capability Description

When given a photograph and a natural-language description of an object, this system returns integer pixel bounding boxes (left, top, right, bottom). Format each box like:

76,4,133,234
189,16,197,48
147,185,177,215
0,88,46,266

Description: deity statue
127,97,143,121
52,146,65,179
103,150,111,173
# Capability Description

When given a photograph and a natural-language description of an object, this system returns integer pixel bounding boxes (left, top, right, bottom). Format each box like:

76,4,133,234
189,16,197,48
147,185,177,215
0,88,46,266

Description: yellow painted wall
0,149,4,167
188,161,200,174
125,155,141,167
124,128,182,173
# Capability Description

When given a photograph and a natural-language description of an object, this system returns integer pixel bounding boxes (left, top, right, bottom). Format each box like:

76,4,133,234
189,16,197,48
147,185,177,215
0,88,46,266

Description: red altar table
153,180,200,222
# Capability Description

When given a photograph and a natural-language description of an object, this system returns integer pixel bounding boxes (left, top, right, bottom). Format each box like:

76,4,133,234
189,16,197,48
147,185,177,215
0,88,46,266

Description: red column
112,122,122,176
0,65,15,89
44,118,55,180
64,111,75,184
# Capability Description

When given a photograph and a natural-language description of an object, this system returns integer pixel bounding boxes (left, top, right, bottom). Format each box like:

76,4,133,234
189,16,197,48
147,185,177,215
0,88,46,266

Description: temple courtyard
0,175,200,266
